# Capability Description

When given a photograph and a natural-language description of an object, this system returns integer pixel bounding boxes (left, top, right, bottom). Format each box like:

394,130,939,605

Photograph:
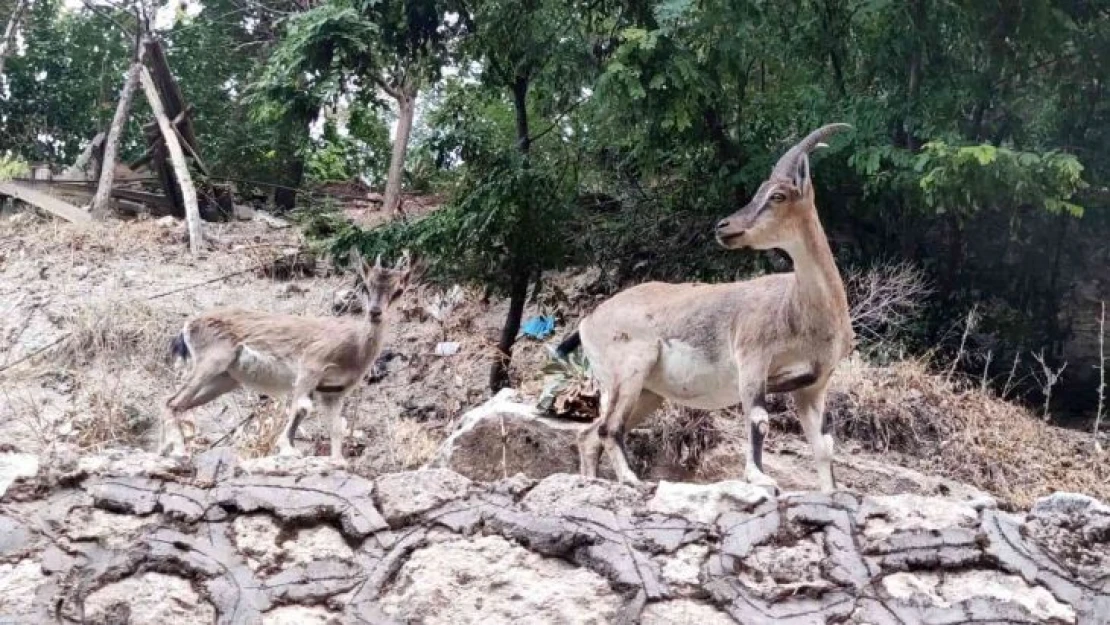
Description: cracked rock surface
1,449,1108,624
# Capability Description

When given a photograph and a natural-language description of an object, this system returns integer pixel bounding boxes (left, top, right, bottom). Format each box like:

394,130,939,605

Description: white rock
75,448,181,478
84,572,217,624
434,341,460,356
283,524,353,566
0,452,39,498
238,455,346,476
860,494,979,541
641,599,736,625
0,559,45,619
374,469,472,524
427,392,591,482
522,473,643,516
64,509,155,549
882,570,1076,624
262,606,341,625
232,515,283,573
657,544,707,589
648,480,770,524
379,535,622,625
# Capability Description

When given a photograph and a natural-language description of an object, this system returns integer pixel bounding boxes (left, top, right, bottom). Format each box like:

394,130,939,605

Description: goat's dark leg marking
287,406,307,447
821,410,833,435
613,426,631,466
767,371,819,394
750,422,766,472
750,393,767,472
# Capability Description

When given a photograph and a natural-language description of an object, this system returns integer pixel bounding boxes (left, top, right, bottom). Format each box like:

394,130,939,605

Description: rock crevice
0,449,1107,624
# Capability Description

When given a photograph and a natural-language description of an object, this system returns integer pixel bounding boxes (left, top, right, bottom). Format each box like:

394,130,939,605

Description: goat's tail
554,330,581,360
170,331,191,365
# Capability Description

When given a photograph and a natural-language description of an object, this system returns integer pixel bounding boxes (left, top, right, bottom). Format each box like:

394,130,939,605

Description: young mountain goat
556,124,855,492
159,249,411,459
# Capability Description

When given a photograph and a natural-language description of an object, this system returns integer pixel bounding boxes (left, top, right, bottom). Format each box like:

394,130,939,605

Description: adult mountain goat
556,124,855,492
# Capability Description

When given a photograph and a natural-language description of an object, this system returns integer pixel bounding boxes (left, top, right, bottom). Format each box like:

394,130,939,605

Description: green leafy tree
251,0,457,213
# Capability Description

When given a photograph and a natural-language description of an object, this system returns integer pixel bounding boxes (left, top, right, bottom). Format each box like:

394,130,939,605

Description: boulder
649,480,770,524
378,535,623,625
427,389,588,481
0,452,39,498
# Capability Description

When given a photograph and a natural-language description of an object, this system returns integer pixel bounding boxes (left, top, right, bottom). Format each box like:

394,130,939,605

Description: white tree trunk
140,65,202,254
91,62,140,218
382,91,416,216
0,0,28,77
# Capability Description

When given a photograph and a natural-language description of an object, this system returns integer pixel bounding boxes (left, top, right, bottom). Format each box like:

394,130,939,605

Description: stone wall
1,448,1108,624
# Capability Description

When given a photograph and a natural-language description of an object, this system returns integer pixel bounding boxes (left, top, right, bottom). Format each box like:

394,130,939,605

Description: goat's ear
793,153,811,195
348,247,368,280
348,246,362,268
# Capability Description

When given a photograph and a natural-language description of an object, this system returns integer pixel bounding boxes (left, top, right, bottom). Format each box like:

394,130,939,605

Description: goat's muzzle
369,308,383,322
715,218,746,248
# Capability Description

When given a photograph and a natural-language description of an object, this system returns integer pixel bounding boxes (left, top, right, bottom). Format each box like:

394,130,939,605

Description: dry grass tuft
354,411,443,475
642,406,725,473
73,382,154,450
55,298,182,367
819,355,1110,507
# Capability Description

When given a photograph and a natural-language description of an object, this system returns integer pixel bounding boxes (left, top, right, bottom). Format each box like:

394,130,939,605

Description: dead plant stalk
1032,350,1067,422
1095,301,1105,451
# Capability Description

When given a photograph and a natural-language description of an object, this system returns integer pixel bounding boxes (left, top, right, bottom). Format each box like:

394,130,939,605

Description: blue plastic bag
521,315,556,340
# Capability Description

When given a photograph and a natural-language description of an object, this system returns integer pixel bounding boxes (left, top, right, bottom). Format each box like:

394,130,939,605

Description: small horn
374,254,383,269
771,123,853,180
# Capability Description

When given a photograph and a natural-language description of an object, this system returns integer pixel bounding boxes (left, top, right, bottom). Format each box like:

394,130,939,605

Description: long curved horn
770,123,853,180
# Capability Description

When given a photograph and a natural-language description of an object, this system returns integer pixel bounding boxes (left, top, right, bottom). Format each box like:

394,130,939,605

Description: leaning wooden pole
91,62,141,218
139,64,202,253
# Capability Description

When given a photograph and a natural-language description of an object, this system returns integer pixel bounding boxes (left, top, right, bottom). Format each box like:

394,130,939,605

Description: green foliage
334,157,575,292
915,143,1086,219
3,0,1109,405
0,156,29,181
303,107,392,184
0,0,132,162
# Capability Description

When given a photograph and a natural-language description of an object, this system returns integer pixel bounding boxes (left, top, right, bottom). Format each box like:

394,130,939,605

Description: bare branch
1095,301,1106,451
1031,350,1067,422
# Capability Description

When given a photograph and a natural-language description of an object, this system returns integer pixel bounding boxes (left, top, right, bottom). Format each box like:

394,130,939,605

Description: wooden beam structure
0,181,93,224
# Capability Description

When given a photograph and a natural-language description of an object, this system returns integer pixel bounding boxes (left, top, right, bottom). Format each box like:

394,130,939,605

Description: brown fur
159,251,411,459
575,124,854,492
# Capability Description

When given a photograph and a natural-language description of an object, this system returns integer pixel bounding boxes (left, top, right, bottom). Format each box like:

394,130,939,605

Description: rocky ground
1,447,1108,624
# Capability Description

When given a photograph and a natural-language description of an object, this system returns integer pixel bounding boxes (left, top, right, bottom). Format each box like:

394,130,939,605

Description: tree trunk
383,88,417,216
91,62,141,218
490,268,530,391
0,0,28,77
488,75,532,392
140,65,202,254
273,157,304,212
904,0,925,150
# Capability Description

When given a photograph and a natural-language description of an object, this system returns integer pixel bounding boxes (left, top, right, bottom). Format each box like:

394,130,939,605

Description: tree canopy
1,0,1106,408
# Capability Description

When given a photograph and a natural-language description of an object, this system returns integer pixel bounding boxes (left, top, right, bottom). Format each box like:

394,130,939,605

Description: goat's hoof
744,469,779,495
159,443,189,459
615,473,644,487
277,446,303,458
